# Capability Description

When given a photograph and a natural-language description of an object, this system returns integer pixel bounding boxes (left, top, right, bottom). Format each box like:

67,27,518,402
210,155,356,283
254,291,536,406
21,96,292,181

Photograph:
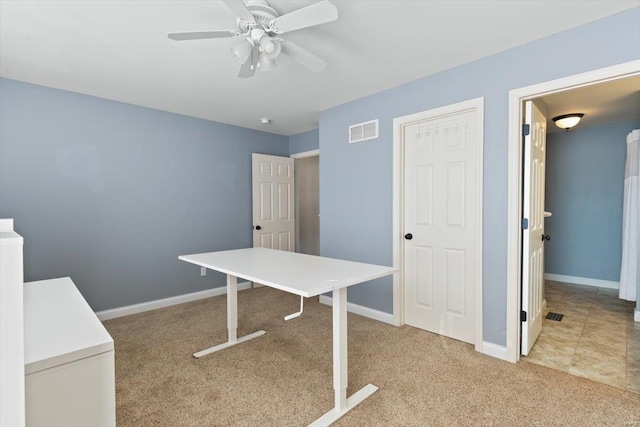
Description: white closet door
403,108,480,345
252,153,295,252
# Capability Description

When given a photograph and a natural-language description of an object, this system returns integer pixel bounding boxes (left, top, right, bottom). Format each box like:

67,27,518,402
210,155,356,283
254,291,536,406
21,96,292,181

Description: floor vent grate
545,312,564,321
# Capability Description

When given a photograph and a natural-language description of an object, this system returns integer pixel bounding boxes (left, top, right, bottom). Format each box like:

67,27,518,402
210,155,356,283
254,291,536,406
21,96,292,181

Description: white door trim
505,60,640,363
290,149,319,159
393,97,484,353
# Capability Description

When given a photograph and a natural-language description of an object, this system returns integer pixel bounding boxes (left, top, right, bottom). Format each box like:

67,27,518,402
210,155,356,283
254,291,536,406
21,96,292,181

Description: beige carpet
104,287,640,426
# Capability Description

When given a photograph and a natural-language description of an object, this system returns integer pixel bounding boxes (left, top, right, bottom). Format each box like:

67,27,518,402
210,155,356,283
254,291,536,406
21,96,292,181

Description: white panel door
403,109,479,345
521,100,547,355
252,153,295,252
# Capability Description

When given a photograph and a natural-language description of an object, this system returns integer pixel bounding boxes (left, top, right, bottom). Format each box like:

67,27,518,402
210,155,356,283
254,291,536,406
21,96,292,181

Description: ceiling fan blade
280,40,327,72
238,47,258,78
222,0,255,23
271,1,337,34
168,31,238,41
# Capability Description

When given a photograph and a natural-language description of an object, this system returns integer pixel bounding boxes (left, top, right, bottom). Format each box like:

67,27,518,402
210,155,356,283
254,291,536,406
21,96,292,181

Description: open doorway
520,77,640,393
507,65,640,392
292,150,319,255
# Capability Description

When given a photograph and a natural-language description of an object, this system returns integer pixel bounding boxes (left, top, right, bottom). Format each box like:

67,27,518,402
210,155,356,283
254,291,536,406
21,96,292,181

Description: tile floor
523,281,640,393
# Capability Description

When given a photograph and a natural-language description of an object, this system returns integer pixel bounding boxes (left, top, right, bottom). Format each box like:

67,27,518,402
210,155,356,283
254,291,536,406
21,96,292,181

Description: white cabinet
0,219,25,427
24,277,115,427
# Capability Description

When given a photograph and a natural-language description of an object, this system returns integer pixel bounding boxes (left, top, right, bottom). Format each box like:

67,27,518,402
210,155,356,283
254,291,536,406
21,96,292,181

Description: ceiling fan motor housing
241,0,282,61
245,0,279,27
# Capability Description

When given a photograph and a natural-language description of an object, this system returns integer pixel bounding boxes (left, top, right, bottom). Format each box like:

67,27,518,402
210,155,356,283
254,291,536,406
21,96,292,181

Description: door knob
254,225,262,230
541,234,550,241
404,233,413,240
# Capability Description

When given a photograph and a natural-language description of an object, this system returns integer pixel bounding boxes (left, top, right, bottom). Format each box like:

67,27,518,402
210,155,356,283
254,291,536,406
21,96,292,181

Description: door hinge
521,310,527,322
522,218,529,230
522,124,530,137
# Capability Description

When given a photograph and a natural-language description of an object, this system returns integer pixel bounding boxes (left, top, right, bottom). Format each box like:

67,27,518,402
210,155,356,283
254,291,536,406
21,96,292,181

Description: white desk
179,247,396,426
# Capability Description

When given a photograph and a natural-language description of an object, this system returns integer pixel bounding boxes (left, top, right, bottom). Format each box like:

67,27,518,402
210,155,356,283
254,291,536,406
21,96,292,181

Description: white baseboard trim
96,281,252,321
635,309,640,323
544,273,619,290
318,296,507,359
319,295,394,325
482,342,507,361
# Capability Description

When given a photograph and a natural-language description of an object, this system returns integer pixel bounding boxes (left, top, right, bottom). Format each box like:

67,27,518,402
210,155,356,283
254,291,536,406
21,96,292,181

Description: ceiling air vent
349,119,378,144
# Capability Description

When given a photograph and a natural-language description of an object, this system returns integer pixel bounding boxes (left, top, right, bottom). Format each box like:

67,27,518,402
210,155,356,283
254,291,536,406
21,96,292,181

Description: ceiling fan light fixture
259,53,277,71
231,39,254,63
552,113,584,130
260,36,281,59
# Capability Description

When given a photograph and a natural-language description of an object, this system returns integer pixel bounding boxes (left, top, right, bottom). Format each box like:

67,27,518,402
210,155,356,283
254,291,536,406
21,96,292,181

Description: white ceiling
1,1,638,136
543,76,640,134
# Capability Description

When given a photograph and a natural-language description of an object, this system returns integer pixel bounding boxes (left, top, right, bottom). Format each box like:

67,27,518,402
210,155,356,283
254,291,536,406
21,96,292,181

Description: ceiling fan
168,0,338,78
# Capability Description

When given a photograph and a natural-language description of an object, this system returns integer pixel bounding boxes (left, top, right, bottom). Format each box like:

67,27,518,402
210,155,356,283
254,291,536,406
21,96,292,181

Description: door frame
290,149,319,159
392,97,484,353
505,59,640,363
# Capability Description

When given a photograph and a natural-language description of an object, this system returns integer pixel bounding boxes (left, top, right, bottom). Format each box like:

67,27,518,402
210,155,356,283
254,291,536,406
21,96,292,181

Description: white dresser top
0,218,23,246
24,277,113,374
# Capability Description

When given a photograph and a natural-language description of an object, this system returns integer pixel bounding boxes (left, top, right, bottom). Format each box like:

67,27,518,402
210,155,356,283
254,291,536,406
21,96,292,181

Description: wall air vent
349,119,378,144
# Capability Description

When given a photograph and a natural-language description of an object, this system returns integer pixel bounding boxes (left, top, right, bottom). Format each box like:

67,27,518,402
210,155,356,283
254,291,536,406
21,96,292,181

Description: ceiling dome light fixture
553,113,584,131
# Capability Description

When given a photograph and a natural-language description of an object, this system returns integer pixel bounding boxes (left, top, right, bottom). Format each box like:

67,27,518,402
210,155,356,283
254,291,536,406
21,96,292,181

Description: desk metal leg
193,274,266,358
309,287,378,426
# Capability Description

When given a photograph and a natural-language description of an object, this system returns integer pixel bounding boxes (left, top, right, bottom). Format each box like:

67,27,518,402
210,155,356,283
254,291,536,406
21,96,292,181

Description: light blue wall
0,78,289,311
319,8,640,345
289,128,319,155
545,121,639,282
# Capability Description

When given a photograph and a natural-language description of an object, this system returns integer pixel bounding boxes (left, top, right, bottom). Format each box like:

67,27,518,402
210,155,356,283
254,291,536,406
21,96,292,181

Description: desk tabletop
179,248,397,297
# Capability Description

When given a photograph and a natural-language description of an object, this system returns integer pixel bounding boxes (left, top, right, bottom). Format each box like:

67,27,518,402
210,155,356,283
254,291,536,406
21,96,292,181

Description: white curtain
619,129,639,301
